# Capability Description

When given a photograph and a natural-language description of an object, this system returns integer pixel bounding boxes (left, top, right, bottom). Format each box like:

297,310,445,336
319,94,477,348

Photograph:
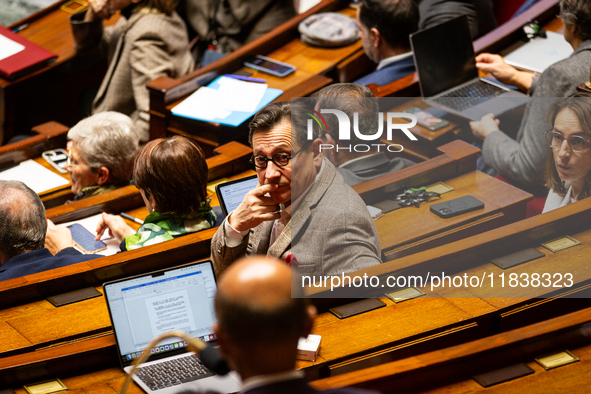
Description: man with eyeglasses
210,101,382,278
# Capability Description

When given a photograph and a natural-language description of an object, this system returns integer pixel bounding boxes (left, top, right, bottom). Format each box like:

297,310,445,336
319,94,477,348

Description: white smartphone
42,149,69,173
244,55,296,77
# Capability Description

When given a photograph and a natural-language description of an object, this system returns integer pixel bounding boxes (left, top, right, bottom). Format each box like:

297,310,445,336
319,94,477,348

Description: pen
224,74,267,83
13,23,29,33
121,212,144,225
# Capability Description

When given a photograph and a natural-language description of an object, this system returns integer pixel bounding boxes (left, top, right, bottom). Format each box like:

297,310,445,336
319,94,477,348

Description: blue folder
171,76,283,127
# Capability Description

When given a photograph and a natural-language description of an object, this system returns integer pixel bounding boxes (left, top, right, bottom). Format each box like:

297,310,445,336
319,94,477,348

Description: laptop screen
216,175,258,217
104,261,218,365
411,15,478,97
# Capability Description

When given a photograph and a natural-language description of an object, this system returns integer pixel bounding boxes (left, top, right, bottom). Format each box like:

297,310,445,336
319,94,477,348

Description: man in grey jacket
470,0,591,187
210,101,382,278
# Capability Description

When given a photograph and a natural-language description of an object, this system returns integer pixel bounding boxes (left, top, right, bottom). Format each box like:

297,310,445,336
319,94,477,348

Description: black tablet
215,175,258,217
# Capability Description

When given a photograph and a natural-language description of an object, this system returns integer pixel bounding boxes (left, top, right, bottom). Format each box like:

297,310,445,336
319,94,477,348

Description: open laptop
410,15,528,121
215,175,258,217
103,261,241,394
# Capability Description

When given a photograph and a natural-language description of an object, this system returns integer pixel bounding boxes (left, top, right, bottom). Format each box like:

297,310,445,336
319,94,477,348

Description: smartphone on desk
430,195,484,218
244,55,296,77
404,107,449,131
68,223,107,254
42,149,69,173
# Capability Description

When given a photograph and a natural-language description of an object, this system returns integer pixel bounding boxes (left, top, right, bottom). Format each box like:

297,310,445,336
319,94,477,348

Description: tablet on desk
216,175,258,217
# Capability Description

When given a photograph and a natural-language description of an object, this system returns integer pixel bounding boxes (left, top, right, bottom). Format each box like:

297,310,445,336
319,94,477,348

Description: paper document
216,76,268,113
0,34,25,61
503,31,573,73
59,214,122,256
0,160,69,194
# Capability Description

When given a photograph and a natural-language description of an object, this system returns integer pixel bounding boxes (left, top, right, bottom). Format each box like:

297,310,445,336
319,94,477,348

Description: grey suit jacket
185,0,296,53
337,152,415,186
482,40,591,187
70,9,194,141
211,160,382,277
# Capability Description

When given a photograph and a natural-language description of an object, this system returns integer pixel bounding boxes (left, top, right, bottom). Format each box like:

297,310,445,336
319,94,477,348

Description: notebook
410,15,528,121
0,25,57,80
215,175,258,217
103,261,241,394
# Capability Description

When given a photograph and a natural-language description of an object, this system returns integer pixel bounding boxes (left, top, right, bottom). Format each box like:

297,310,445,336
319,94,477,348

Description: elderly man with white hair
66,111,141,200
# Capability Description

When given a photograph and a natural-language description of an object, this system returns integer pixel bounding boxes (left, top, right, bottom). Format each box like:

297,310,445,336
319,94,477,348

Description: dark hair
359,0,419,50
544,94,591,199
313,83,380,145
560,0,591,41
133,136,208,216
0,181,47,259
249,101,311,148
215,287,308,346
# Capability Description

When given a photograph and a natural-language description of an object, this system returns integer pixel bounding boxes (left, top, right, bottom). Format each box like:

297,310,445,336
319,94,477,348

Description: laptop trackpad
464,94,528,121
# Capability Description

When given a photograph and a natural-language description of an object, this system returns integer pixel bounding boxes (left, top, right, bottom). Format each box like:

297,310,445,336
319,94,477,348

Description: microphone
121,330,230,394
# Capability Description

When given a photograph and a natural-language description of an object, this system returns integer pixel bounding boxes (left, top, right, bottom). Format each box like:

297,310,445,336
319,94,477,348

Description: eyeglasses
544,129,591,153
250,142,311,169
66,156,87,169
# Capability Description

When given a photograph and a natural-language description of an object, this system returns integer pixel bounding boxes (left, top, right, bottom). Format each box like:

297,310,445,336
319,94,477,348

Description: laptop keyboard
135,354,215,391
432,81,505,112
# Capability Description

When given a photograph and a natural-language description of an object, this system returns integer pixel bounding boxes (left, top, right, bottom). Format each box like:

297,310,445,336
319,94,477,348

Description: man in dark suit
314,83,415,186
354,0,419,86
210,101,381,278
0,180,101,281
418,0,497,39
213,255,380,394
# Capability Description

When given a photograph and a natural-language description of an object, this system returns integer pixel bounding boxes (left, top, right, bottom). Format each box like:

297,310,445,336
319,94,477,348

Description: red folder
0,25,57,81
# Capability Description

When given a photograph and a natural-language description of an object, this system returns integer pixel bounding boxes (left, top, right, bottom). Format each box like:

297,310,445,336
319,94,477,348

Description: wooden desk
311,307,591,394
147,0,363,154
1,1,119,142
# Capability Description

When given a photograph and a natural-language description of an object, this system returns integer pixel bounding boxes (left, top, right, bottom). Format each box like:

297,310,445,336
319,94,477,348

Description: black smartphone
244,55,296,77
68,223,107,254
430,195,484,218
404,107,449,131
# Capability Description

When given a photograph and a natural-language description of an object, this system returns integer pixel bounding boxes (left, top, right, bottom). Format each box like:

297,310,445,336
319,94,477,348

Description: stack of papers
0,160,69,194
503,31,573,73
171,76,283,127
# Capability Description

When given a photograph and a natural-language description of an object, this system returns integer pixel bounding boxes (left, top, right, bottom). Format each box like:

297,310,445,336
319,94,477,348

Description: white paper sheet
0,160,70,194
504,31,574,74
0,34,25,61
59,213,122,256
171,76,267,120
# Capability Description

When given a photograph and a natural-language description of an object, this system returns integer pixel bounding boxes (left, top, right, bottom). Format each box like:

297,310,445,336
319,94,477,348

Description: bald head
0,181,47,261
215,256,309,347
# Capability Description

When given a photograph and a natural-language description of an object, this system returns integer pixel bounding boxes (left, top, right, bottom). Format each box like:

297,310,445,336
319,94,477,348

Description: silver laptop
104,261,241,394
410,15,528,121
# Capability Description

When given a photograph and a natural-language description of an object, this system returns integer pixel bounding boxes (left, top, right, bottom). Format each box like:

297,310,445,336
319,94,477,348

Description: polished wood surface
312,307,591,393
1,2,119,141
147,0,364,150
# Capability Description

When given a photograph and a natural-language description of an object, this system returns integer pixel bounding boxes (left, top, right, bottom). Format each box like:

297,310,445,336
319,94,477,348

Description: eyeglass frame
66,155,97,170
544,129,591,153
250,140,312,169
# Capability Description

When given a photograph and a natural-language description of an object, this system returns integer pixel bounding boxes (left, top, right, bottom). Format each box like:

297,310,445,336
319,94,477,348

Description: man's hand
470,113,501,140
228,184,281,232
475,53,534,92
45,220,74,255
85,0,111,21
95,213,135,243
